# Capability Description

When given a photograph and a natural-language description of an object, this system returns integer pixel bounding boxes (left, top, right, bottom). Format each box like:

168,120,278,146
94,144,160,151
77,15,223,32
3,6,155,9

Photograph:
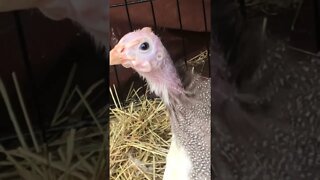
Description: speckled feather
214,39,320,180
167,72,211,180
212,0,320,178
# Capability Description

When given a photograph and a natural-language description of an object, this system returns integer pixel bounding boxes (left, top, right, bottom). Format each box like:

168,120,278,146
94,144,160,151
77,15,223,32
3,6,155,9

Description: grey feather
167,72,211,179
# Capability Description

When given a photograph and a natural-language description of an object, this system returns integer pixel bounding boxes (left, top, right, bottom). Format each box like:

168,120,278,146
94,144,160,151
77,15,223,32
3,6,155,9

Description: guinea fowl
110,27,211,180
212,0,320,179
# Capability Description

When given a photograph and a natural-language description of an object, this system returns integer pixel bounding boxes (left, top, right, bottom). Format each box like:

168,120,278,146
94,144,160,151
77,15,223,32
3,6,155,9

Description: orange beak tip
109,51,121,66
110,43,130,66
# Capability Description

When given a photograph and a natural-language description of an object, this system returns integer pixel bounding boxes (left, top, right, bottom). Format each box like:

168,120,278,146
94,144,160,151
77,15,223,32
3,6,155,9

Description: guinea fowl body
212,0,320,179
110,27,211,180
164,72,211,180
214,39,320,180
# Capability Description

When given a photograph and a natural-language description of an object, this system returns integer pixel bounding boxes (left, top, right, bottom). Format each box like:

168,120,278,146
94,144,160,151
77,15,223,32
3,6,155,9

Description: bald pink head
110,27,168,72
110,27,183,104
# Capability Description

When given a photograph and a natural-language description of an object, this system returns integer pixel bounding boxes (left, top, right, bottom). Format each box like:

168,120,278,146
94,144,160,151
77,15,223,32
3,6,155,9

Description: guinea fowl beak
109,44,125,65
109,40,140,66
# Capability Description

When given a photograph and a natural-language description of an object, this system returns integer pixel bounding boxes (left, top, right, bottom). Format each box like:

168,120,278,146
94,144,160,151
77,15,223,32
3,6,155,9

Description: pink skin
110,27,184,103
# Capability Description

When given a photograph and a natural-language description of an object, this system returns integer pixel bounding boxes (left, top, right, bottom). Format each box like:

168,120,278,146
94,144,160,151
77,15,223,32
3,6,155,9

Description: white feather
163,135,192,180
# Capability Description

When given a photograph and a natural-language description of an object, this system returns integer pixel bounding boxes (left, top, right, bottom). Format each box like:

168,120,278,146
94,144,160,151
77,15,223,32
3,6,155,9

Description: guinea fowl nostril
119,47,124,53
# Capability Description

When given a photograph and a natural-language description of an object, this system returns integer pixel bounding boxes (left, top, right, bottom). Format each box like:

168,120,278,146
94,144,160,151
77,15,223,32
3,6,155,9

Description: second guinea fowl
110,27,211,180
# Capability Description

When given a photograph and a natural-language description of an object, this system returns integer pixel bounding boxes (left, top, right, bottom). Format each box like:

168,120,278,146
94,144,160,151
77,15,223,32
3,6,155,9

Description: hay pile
0,63,107,180
109,50,208,180
109,85,171,180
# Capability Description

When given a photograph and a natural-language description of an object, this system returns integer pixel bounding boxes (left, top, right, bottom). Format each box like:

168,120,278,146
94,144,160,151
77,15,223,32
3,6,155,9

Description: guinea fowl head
110,27,183,104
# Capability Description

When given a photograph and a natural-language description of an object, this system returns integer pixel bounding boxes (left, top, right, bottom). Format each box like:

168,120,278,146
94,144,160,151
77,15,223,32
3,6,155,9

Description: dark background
0,9,106,148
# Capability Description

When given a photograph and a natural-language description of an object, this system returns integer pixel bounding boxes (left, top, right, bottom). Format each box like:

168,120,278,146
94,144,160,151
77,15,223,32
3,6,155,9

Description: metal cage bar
110,0,155,8
201,0,210,74
124,0,133,31
149,0,158,31
175,0,188,68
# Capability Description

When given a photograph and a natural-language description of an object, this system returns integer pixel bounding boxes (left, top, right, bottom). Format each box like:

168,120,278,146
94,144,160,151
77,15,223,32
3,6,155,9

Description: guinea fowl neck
139,59,184,105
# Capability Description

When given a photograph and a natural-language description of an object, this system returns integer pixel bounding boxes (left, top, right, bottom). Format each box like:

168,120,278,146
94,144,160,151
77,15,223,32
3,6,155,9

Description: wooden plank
110,0,211,32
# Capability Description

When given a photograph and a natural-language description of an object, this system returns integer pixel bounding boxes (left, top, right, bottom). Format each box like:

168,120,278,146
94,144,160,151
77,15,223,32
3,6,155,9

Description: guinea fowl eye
139,42,149,51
